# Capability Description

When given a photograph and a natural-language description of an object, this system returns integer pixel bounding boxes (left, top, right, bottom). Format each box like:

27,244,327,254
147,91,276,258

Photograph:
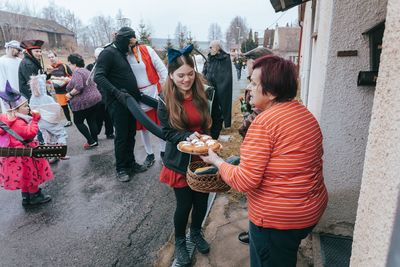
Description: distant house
263,28,275,49
0,10,76,49
272,26,300,64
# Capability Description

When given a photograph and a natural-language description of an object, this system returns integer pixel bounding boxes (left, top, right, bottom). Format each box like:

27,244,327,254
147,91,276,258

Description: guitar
0,145,68,158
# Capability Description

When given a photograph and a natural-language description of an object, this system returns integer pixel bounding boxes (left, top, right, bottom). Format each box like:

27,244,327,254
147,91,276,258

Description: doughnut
206,139,221,151
178,135,222,154
200,135,212,142
178,141,194,153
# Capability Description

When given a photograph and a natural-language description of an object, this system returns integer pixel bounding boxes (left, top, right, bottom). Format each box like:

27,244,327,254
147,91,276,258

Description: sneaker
131,162,147,174
64,121,73,127
190,228,210,254
83,142,98,150
116,170,131,182
143,154,155,168
238,231,249,244
29,189,51,205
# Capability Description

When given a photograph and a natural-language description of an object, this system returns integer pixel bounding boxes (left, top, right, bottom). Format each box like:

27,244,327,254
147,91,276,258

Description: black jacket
18,54,44,99
203,50,233,128
93,44,140,107
158,94,193,174
157,89,215,174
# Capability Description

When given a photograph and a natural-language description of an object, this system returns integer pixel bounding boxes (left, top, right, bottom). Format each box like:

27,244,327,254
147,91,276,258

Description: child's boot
29,188,51,205
175,236,191,266
21,192,30,206
190,228,210,254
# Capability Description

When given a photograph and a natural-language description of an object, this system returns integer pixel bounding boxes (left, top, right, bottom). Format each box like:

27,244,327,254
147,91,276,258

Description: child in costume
29,74,68,162
0,81,53,205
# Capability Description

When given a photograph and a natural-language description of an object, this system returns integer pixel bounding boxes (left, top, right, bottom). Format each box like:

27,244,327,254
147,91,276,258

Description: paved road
0,126,175,267
0,66,247,267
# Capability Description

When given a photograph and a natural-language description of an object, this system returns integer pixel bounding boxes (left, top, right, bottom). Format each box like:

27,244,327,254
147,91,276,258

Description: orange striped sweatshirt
220,100,328,230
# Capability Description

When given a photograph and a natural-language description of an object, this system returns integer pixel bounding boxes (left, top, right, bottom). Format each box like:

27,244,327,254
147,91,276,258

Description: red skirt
159,155,202,188
136,109,160,131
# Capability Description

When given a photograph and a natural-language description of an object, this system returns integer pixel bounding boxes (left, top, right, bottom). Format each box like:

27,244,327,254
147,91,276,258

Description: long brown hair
163,54,211,132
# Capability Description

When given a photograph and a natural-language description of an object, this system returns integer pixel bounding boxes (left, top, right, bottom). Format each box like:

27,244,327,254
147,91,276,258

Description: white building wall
351,0,400,264
300,0,387,233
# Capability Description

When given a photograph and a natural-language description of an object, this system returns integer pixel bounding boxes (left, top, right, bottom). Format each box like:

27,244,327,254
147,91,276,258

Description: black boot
143,154,155,168
21,192,30,206
175,236,191,266
29,188,51,205
190,228,210,254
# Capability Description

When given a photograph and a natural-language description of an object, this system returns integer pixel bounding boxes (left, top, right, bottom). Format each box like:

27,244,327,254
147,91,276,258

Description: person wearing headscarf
0,40,23,113
202,40,233,139
0,81,53,206
18,40,46,99
94,27,147,182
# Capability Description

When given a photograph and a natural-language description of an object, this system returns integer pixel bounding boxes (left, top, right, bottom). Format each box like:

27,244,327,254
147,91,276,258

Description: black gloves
113,88,131,106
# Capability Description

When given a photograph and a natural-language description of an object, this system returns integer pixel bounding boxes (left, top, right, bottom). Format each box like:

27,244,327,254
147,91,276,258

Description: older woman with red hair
201,55,328,267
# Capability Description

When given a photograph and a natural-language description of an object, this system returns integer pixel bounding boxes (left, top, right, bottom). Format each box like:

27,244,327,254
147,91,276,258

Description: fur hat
21,39,44,50
0,81,27,111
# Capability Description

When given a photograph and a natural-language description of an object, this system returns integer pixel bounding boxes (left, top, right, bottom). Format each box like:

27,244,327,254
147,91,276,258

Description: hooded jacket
202,50,233,128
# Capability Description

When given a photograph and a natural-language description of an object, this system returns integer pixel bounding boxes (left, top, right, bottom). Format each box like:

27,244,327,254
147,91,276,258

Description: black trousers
61,105,72,122
173,186,209,238
96,102,114,136
73,104,99,145
249,221,314,267
108,100,136,172
210,93,223,140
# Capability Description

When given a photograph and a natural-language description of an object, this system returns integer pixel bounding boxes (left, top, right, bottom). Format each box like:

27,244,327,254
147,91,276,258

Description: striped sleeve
220,120,273,192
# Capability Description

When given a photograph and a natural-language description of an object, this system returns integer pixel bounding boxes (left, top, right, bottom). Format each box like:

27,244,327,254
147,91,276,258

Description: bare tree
175,22,188,48
208,23,222,41
88,15,116,47
115,9,131,28
225,16,249,50
1,0,39,17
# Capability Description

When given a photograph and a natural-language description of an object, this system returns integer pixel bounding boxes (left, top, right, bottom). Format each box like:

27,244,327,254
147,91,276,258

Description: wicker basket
186,161,230,193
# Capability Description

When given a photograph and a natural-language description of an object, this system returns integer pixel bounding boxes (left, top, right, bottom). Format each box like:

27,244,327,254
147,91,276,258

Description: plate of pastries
177,135,222,155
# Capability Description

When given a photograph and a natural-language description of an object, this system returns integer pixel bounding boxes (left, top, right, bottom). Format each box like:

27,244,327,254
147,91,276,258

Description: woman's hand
186,131,201,141
200,148,225,168
65,92,73,100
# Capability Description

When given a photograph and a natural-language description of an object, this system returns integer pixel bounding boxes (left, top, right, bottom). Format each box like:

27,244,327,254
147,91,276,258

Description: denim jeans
249,221,314,267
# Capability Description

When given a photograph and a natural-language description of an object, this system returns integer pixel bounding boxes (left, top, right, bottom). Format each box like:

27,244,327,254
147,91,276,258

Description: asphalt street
0,125,175,267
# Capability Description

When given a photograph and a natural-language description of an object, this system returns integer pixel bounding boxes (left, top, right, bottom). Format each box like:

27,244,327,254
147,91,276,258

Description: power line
265,12,286,29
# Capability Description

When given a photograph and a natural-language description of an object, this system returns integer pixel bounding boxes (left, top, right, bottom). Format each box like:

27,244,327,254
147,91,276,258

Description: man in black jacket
94,27,147,182
202,40,233,139
18,40,46,99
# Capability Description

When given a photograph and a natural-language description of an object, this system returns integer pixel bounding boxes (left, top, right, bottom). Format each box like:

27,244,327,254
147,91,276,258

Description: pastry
205,139,221,151
178,141,194,153
200,135,212,142
192,140,209,154
178,135,222,154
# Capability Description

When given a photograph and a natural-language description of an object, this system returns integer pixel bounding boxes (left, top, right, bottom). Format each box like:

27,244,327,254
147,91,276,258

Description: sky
15,0,298,41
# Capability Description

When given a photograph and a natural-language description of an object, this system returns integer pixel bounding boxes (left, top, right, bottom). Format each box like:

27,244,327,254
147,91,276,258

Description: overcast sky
27,0,298,41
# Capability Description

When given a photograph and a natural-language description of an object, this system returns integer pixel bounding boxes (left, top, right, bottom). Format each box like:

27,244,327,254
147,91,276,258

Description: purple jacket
66,68,102,111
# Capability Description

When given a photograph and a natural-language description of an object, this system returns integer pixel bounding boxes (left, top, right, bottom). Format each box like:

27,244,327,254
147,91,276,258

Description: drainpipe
302,0,317,107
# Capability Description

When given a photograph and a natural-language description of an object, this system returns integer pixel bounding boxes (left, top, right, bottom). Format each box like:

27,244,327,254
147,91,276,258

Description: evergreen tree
241,29,257,53
138,19,152,45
